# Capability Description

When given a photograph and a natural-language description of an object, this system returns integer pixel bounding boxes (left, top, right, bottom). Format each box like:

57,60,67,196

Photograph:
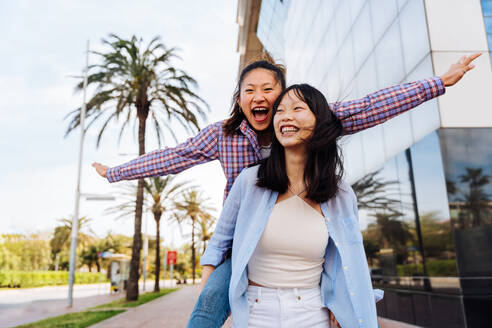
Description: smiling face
274,89,316,149
237,68,283,132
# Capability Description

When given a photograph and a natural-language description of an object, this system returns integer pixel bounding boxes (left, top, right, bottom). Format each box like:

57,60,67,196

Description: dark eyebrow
244,82,275,87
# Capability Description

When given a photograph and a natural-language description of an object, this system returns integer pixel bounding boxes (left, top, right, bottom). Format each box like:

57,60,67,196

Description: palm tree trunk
127,116,147,301
154,213,162,292
191,215,196,284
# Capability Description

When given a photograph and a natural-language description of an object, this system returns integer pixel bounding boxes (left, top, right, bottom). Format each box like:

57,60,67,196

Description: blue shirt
201,166,382,328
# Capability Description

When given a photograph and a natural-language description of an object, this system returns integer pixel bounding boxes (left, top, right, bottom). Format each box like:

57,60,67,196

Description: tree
459,167,490,227
370,212,414,264
0,241,19,270
351,170,402,214
174,189,215,283
107,176,190,291
65,34,208,300
143,176,189,291
1,234,50,271
80,244,101,272
363,238,380,267
50,217,93,270
196,212,217,254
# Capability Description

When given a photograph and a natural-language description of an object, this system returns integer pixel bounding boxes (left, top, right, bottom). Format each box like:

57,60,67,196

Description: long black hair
257,84,344,203
223,58,286,135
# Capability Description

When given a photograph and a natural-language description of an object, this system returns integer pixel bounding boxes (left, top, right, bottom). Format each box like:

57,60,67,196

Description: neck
284,146,307,190
257,130,273,146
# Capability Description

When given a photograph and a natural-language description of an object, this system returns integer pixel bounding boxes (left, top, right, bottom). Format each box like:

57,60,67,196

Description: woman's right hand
92,162,109,178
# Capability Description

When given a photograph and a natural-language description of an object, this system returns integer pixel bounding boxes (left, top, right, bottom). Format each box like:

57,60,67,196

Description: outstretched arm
333,53,481,135
92,122,220,182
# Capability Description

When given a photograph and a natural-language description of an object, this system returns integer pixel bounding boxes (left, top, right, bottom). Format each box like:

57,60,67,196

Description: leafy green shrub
0,271,108,288
397,259,457,277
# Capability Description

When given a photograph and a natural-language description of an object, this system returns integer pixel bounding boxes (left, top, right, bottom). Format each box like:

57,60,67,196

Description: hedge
0,271,108,288
397,259,458,277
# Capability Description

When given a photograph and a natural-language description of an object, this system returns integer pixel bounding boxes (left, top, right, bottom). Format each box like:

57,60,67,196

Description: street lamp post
67,40,90,307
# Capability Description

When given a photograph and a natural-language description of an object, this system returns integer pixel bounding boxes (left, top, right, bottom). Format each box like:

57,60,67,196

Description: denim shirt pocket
342,217,363,244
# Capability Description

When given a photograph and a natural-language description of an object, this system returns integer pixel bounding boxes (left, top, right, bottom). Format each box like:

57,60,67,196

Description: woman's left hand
329,310,341,328
439,53,481,87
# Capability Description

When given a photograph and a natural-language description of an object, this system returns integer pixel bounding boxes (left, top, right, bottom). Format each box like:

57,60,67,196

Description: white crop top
247,195,329,288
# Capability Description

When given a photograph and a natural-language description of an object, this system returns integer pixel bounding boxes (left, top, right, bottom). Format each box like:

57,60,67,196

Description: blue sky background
0,1,238,246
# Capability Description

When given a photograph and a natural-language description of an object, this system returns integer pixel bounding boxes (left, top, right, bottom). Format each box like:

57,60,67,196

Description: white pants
246,285,331,328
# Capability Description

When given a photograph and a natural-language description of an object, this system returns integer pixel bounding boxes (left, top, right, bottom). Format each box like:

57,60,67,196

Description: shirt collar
238,119,262,159
238,119,254,135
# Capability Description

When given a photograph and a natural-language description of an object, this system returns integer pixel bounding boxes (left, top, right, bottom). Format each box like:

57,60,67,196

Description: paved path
88,285,412,328
90,284,233,328
0,281,169,328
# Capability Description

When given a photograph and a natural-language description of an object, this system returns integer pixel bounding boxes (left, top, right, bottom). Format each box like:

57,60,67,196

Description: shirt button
358,319,363,323
350,292,355,296
344,266,348,270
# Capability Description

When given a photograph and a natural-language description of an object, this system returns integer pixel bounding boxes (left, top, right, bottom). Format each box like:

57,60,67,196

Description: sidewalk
0,280,168,328
87,285,413,328
0,286,119,328
90,284,233,328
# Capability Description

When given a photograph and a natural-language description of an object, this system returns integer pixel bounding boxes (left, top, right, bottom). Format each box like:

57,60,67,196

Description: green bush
397,259,457,277
0,270,108,288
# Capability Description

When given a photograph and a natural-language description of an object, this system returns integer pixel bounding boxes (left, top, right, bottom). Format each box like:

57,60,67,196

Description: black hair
256,84,344,203
223,59,286,135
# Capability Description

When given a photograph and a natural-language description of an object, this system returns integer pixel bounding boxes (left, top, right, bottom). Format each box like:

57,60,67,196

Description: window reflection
438,129,492,280
354,132,460,293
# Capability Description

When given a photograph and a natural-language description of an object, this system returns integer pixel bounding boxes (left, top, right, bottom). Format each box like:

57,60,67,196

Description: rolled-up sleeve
106,122,220,182
332,77,445,135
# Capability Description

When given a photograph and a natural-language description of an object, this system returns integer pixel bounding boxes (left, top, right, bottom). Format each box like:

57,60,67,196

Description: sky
0,0,239,247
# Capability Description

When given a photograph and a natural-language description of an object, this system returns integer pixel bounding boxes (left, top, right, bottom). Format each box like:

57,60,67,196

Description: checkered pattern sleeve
332,77,445,135
106,122,220,182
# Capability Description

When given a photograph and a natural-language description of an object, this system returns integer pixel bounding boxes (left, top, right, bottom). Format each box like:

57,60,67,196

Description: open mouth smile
280,125,299,135
251,107,269,123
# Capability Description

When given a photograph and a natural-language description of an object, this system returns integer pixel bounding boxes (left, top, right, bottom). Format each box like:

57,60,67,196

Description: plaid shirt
107,77,445,200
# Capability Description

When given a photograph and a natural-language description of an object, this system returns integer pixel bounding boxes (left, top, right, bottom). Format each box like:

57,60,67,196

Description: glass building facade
482,0,492,63
251,0,492,326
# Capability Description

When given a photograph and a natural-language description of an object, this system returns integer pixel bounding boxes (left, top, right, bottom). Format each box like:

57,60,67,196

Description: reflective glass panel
352,3,374,71
438,129,492,280
355,131,462,294
361,124,386,173
374,20,405,88
334,0,352,47
369,0,398,43
349,0,366,19
482,0,492,16
399,0,430,74
411,132,457,282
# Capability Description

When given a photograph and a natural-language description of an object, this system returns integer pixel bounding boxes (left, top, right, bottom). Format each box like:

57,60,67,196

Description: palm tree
107,176,190,291
351,170,402,214
143,176,189,291
460,167,490,227
50,217,94,270
80,244,101,272
196,212,217,254
65,34,208,300
174,189,215,283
